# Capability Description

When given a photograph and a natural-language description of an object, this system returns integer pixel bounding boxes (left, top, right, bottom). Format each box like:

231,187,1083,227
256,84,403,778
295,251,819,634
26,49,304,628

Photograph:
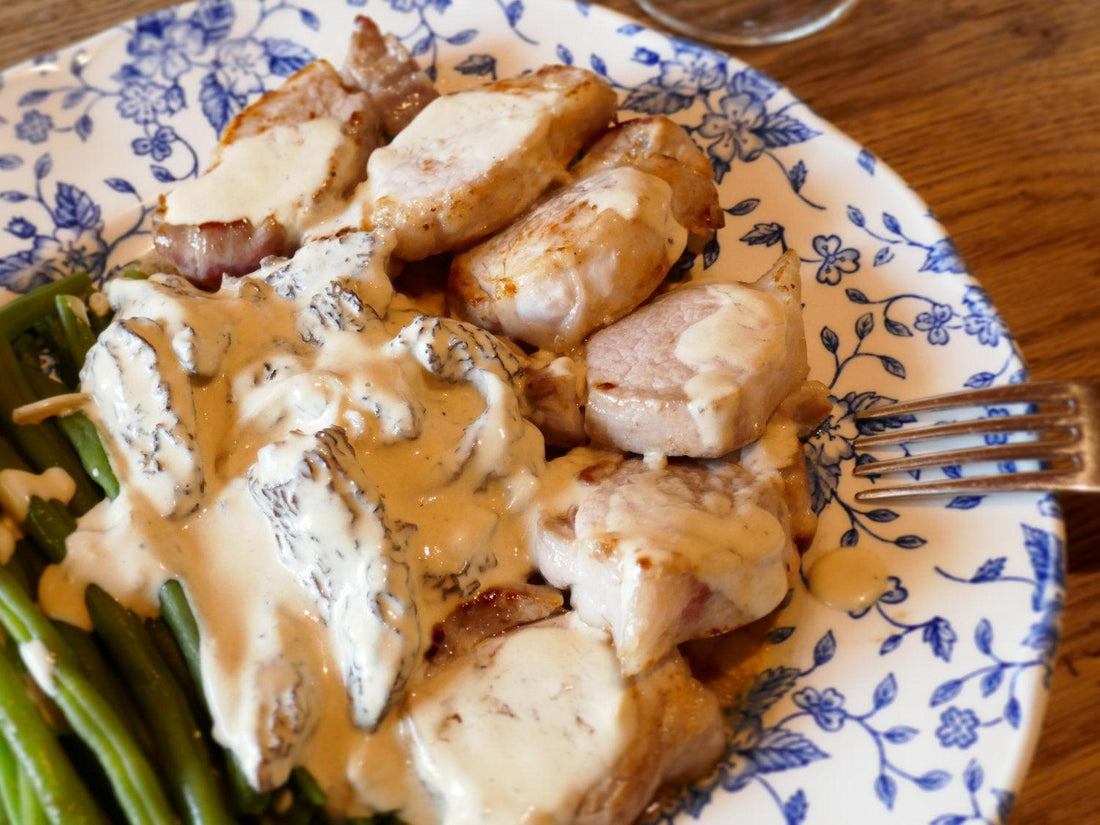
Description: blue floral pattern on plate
0,2,1062,823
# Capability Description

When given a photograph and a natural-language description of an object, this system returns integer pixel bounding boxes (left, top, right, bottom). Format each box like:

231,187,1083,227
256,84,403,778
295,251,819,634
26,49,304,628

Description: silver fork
851,379,1100,501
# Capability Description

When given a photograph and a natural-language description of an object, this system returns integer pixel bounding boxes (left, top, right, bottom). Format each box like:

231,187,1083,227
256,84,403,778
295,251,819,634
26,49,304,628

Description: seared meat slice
533,448,799,675
247,427,420,730
585,250,809,457
155,60,383,288
341,15,438,137
81,317,203,518
571,116,724,236
448,166,687,351
362,65,618,260
523,352,587,448
423,584,564,672
405,614,723,825
153,218,292,290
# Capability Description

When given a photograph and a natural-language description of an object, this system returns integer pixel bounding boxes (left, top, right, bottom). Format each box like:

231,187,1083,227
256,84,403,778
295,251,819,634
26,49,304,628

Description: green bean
0,639,108,825
159,580,272,816
0,339,98,514
54,296,97,373
145,618,205,722
17,366,119,500
86,585,234,825
0,568,175,825
22,498,75,564
18,762,48,825
52,621,154,759
291,768,325,807
0,272,92,342
0,732,20,823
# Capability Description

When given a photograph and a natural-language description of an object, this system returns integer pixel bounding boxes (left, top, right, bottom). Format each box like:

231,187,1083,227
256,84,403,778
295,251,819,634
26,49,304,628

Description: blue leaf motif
788,159,807,193
884,317,912,336
104,177,136,194
264,39,314,76
504,0,524,26
931,679,963,707
857,148,876,174
993,789,1017,822
865,508,898,523
589,54,608,77
879,634,903,655
879,578,908,604
931,816,967,825
727,197,759,216
0,191,28,202
782,789,808,825
855,312,874,339
872,673,897,710
75,115,92,141
18,89,50,107
839,527,858,547
34,154,52,180
920,238,966,273
632,47,660,66
447,29,478,46
873,246,895,266
764,626,795,644
964,759,984,792
964,371,996,389
1023,523,1063,608
1004,696,1021,728
62,88,86,109
874,774,897,809
845,287,869,304
0,155,22,170
916,770,951,790
923,617,956,661
820,327,839,354
702,237,720,269
616,22,644,34
750,729,828,772
740,222,784,246
151,165,176,183
555,45,574,65
882,212,902,234
980,667,1004,697
411,36,433,57
813,631,836,667
947,495,983,510
455,54,496,77
298,8,320,30
846,205,865,227
883,725,918,744
54,183,100,230
199,73,233,134
741,666,801,718
971,557,1006,582
757,112,819,148
878,355,906,379
895,534,926,549
974,618,994,655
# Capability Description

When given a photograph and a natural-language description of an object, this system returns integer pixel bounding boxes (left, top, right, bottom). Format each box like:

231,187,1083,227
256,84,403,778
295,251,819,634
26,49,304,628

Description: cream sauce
405,615,632,825
806,547,889,612
674,284,788,453
163,118,348,230
0,467,76,522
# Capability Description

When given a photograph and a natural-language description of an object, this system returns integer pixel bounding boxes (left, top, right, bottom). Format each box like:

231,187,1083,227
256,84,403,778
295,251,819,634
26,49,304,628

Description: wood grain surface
2,1,1098,822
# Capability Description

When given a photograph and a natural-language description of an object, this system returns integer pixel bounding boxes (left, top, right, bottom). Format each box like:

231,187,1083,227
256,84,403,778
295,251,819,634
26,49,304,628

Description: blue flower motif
698,92,766,168
981,408,1009,444
935,706,979,748
214,39,268,99
792,687,846,731
960,285,1005,346
129,19,206,81
117,80,175,124
15,109,53,144
658,51,726,99
132,125,177,162
914,302,954,345
5,217,36,239
811,234,860,285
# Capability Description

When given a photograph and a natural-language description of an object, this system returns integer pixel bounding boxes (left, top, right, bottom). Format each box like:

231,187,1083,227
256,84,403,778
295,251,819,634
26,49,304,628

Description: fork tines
851,379,1099,501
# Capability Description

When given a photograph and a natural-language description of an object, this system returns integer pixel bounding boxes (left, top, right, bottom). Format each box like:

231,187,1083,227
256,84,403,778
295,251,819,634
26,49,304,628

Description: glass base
633,0,860,47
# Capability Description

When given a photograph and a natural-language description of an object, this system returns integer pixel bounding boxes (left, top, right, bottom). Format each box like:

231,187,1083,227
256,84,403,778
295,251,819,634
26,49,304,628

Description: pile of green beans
0,274,402,824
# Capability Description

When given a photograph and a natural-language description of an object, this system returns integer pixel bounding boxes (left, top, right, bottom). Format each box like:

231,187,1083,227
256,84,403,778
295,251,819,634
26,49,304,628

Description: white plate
0,1,1063,823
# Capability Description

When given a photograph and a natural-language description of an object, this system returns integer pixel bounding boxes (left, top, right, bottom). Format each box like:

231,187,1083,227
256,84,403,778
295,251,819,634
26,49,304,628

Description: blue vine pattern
0,2,1064,823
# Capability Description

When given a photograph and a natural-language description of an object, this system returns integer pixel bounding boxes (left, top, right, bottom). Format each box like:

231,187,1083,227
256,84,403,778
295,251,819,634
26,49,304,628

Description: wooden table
2,0,1098,822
